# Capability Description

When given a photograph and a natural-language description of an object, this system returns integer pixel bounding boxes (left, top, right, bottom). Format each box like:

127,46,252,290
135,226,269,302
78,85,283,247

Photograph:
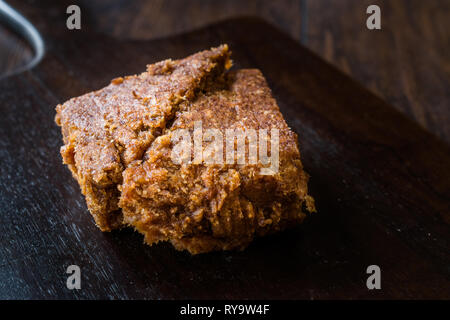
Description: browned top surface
56,45,230,172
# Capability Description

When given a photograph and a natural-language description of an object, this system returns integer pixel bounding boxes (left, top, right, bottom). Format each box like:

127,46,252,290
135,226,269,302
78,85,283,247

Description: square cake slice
56,44,314,254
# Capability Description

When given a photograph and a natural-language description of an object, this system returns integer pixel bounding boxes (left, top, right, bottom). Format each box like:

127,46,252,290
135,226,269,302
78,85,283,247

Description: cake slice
120,69,315,254
56,45,314,254
55,45,231,230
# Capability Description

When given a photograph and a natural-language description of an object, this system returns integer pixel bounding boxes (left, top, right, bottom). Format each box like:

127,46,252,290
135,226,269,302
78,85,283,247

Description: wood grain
307,0,450,144
81,0,307,42
0,1,449,299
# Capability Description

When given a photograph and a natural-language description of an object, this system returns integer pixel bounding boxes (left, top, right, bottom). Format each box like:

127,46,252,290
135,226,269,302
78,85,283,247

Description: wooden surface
0,1,449,299
1,0,449,143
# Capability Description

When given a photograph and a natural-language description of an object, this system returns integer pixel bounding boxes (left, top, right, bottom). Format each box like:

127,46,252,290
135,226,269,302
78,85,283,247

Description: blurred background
1,0,449,143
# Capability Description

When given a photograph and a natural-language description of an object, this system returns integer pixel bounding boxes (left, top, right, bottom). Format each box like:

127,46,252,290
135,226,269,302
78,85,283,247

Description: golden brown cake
55,45,315,254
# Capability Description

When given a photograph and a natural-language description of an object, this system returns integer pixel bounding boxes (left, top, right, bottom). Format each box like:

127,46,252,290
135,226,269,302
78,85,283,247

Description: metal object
0,0,44,76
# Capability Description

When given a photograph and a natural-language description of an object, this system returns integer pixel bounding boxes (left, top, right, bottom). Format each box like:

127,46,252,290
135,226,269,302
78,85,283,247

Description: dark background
1,0,449,143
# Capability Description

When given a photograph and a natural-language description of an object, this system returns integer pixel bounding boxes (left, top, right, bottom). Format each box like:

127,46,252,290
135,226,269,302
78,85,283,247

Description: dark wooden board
0,2,449,299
